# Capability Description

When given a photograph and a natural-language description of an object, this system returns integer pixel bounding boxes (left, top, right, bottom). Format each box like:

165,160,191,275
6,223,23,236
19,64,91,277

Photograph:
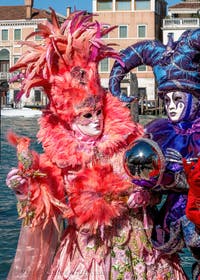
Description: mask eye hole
83,113,92,119
164,96,170,104
174,97,182,102
97,109,102,116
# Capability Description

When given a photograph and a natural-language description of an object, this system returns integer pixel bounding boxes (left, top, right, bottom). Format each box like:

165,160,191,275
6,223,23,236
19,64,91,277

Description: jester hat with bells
109,29,200,102
9,8,124,124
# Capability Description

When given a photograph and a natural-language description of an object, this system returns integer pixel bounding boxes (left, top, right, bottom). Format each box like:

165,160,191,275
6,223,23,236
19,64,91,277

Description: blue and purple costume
146,117,200,255
109,28,200,279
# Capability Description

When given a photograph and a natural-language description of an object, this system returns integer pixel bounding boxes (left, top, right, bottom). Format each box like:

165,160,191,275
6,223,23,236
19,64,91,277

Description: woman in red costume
6,9,188,280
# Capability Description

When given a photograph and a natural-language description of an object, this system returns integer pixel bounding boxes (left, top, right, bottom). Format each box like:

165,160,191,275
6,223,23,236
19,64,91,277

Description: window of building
2,29,8,41
135,0,150,10
138,25,146,38
99,58,109,72
138,88,147,99
102,25,109,38
34,90,41,102
0,49,9,73
14,29,21,41
116,0,131,11
0,61,9,72
97,0,112,11
119,25,128,38
35,28,42,40
138,65,146,71
0,48,9,59
167,32,174,42
155,1,161,14
14,56,20,64
121,87,128,95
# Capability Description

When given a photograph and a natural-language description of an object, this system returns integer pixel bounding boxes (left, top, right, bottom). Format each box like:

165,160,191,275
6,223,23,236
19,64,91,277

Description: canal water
0,115,194,279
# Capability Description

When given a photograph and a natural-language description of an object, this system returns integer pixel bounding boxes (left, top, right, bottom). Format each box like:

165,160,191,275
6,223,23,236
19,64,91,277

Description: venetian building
163,0,200,43
93,0,167,101
0,0,66,108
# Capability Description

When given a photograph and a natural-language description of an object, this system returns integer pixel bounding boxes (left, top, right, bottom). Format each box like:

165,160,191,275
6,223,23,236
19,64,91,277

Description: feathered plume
9,8,123,102
7,131,34,169
7,131,68,230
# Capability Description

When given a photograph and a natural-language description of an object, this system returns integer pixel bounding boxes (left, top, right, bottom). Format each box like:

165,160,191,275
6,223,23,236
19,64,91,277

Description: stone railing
163,18,200,28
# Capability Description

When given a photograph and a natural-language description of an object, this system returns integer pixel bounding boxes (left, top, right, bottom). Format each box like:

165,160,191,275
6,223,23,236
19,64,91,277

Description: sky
0,0,93,14
0,0,181,15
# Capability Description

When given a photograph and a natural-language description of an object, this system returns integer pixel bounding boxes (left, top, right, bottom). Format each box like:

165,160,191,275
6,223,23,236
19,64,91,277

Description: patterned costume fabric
109,29,200,100
145,117,200,257
5,9,188,280
109,28,200,279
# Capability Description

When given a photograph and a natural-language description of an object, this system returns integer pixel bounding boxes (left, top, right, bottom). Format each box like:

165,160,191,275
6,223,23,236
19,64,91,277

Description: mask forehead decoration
70,66,88,85
9,8,123,123
75,95,102,111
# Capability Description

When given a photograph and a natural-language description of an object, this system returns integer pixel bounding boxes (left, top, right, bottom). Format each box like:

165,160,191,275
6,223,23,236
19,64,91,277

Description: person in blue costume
109,29,200,280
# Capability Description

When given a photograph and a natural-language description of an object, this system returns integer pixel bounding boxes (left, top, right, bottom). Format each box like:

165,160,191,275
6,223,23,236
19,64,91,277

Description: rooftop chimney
25,0,33,19
66,7,71,17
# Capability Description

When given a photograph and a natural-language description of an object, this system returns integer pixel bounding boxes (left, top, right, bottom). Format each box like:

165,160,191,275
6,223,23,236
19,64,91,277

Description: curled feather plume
9,8,123,102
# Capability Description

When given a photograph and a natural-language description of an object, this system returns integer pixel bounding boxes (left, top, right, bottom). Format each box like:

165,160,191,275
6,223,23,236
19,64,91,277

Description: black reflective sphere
124,138,165,188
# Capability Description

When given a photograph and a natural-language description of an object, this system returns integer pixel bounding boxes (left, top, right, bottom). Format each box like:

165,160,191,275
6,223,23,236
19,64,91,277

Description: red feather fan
66,164,131,233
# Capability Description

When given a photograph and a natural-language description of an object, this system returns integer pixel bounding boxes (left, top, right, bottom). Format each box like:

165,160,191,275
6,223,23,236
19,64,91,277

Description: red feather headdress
9,9,123,122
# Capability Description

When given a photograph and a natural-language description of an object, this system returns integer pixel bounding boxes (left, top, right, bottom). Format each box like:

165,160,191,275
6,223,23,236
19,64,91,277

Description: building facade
1,0,167,108
0,0,66,108
93,0,167,100
163,0,200,44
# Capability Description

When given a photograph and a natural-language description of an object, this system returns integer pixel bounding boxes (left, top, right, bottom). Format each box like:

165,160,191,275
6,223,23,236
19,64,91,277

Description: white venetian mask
72,106,104,138
164,91,200,123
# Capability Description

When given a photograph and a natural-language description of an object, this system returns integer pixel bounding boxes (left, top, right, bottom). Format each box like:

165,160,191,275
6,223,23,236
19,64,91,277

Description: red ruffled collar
37,93,143,169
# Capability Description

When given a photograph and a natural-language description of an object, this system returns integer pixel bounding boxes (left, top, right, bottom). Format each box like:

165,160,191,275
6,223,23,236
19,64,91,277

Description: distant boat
1,107,42,117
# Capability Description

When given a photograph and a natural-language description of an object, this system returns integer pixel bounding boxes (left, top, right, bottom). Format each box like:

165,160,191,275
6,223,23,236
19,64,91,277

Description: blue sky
0,0,180,15
0,0,93,14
